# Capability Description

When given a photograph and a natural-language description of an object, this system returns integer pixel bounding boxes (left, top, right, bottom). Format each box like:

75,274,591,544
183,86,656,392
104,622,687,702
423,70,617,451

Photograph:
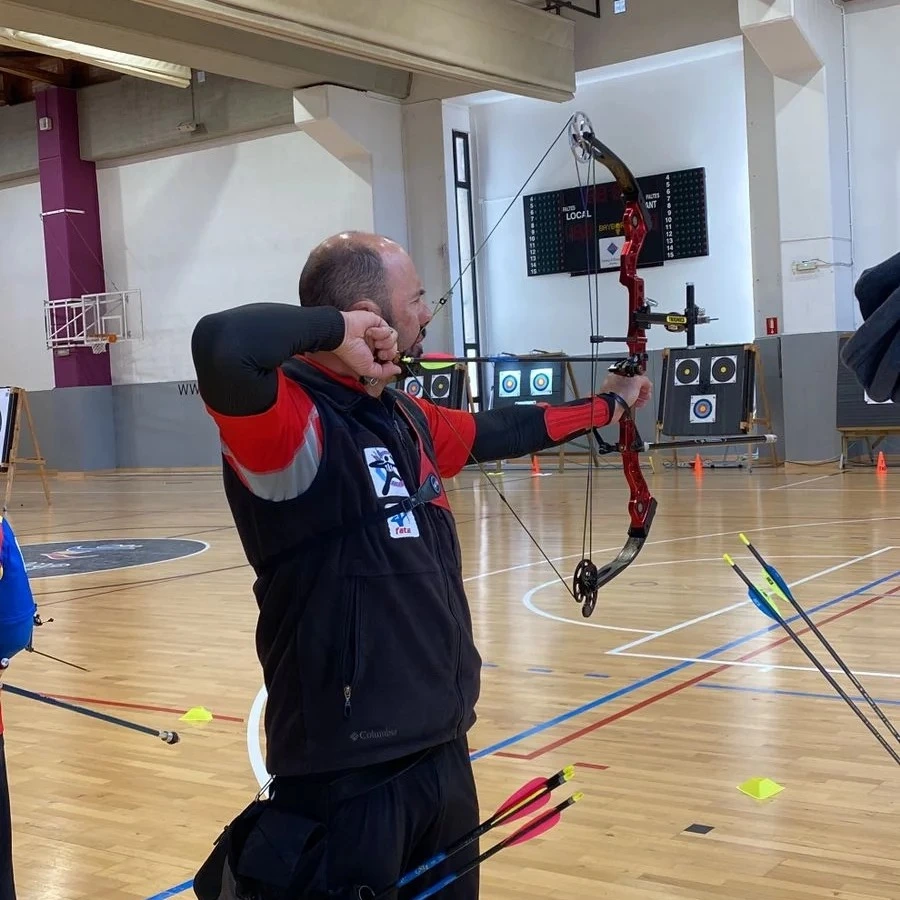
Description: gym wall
470,37,754,359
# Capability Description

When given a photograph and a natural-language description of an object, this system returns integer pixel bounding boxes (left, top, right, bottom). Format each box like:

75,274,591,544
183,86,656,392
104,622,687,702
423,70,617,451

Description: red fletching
506,811,561,847
492,778,550,824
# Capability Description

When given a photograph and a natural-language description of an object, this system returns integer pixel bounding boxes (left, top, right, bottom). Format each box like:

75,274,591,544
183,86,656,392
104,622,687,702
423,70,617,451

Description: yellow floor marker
738,777,784,800
180,706,213,723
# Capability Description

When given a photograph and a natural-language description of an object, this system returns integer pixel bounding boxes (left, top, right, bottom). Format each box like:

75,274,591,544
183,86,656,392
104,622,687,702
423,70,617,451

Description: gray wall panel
113,381,221,469
780,332,843,462
20,386,117,471
754,335,785,463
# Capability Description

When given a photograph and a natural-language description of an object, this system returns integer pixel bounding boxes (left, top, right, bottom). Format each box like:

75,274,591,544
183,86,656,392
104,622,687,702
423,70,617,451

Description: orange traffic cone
693,454,704,475
531,454,541,476
876,451,887,473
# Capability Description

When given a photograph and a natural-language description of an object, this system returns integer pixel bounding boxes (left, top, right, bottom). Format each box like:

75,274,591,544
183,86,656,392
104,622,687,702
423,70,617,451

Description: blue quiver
0,515,37,660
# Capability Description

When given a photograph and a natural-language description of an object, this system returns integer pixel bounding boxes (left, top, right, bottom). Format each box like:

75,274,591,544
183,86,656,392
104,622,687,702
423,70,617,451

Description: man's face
381,246,431,358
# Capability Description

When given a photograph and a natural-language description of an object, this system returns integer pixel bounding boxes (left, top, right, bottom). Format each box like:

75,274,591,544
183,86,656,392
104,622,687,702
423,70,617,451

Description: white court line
520,554,778,634
521,583,655,633
768,474,835,491
247,685,270,792
607,547,895,654
467,516,900,584
613,651,900,680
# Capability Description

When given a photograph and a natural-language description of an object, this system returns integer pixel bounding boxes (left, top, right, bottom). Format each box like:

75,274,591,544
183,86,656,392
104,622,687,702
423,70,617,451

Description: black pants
270,736,479,899
0,735,15,900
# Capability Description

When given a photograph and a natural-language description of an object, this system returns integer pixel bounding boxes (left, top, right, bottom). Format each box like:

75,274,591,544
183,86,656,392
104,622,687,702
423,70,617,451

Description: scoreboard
523,167,709,277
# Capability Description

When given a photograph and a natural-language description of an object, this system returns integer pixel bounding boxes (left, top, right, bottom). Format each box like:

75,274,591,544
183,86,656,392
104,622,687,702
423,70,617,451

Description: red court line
504,583,900,761
37,692,245,723
470,749,609,770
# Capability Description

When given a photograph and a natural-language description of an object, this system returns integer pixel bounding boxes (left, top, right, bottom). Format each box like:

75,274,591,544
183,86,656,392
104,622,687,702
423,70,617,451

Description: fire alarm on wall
38,116,52,131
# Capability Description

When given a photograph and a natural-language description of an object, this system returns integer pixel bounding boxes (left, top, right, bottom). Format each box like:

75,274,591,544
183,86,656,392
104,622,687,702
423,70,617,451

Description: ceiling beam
0,59,67,84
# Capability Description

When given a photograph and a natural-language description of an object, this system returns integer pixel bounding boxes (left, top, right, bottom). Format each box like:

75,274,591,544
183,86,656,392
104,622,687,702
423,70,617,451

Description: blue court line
483,662,609,678
697,683,900,705
144,566,900,900
145,880,193,900
469,567,900,760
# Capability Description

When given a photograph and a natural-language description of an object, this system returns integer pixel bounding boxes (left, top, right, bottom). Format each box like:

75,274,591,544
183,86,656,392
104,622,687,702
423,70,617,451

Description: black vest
222,359,482,776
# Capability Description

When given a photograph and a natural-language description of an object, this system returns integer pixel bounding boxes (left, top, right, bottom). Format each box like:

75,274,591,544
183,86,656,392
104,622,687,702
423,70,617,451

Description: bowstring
392,115,583,600
572,151,605,572
433,116,576,316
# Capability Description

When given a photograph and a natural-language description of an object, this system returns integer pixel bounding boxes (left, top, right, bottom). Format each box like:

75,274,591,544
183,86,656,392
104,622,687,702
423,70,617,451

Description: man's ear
348,298,390,322
348,299,378,314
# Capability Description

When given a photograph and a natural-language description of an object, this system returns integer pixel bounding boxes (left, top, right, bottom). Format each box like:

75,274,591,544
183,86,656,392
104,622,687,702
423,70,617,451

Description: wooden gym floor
2,463,898,900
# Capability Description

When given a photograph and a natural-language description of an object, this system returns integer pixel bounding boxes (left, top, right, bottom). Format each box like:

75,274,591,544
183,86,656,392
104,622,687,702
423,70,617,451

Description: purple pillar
36,87,111,388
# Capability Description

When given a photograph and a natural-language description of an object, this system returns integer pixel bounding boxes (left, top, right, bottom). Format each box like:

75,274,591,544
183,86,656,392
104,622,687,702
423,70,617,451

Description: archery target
674,358,701,386
429,373,451,400
498,370,521,398
530,368,553,397
403,377,423,398
0,388,14,467
689,394,717,424
711,355,738,384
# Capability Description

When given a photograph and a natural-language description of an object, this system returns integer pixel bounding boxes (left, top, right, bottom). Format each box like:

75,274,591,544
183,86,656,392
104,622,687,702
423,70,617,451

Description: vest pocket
339,577,361,719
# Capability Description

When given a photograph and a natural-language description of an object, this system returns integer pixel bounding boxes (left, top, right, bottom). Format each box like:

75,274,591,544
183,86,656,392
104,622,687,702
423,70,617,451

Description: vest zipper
341,580,360,719
395,400,466,728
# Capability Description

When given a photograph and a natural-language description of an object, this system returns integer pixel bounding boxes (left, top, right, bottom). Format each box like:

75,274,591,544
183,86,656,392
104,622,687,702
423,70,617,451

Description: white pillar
740,0,854,334
292,84,408,248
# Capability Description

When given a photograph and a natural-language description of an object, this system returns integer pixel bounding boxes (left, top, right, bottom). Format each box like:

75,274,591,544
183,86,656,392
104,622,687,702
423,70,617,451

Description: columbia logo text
350,728,398,742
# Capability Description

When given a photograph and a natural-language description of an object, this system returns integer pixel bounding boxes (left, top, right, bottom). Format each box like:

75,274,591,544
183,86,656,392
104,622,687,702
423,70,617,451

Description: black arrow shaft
1,682,179,744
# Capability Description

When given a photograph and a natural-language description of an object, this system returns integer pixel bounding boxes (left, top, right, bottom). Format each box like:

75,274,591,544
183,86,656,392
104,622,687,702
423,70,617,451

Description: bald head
299,231,402,322
299,230,431,357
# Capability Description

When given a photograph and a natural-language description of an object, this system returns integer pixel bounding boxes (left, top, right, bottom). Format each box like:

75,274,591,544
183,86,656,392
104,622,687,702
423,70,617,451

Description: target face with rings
674,358,701,386
498,371,521,398
430,374,451,398
403,377,422,397
711,355,737,384
530,368,553,396
689,394,717,423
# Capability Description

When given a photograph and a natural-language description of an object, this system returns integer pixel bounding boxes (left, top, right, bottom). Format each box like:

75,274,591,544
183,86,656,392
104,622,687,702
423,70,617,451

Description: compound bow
399,111,774,618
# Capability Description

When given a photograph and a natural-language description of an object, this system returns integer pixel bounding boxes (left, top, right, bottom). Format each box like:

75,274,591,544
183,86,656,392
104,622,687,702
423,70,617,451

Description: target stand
396,359,471,411
654,343,778,471
1,387,51,509
491,352,598,473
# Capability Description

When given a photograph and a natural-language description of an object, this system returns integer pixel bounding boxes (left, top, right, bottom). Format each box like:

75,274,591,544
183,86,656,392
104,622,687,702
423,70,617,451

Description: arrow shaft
728,562,900,765
1,683,179,744
643,434,776,451
743,540,900,746
26,647,90,672
409,799,576,900
381,768,573,897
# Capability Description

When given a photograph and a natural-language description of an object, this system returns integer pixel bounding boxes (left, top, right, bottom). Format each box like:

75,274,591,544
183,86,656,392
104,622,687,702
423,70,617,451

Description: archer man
190,231,652,899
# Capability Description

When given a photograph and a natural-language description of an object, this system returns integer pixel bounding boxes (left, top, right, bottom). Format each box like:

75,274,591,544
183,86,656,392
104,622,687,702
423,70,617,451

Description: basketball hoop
43,291,142,352
88,334,117,354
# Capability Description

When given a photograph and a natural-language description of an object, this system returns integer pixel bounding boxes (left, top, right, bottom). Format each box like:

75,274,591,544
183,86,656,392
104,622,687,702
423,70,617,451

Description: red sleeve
542,396,612,440
409,398,477,479
206,368,324,500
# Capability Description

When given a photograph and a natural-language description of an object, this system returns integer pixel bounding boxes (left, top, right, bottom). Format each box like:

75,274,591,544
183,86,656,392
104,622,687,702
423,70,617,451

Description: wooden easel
1,387,51,509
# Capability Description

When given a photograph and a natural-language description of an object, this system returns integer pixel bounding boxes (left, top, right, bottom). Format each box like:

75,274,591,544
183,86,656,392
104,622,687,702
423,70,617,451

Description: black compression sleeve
469,396,615,463
191,303,345,416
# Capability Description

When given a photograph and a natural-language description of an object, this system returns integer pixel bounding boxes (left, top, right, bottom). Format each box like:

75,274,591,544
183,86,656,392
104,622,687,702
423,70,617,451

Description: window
452,130,483,410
